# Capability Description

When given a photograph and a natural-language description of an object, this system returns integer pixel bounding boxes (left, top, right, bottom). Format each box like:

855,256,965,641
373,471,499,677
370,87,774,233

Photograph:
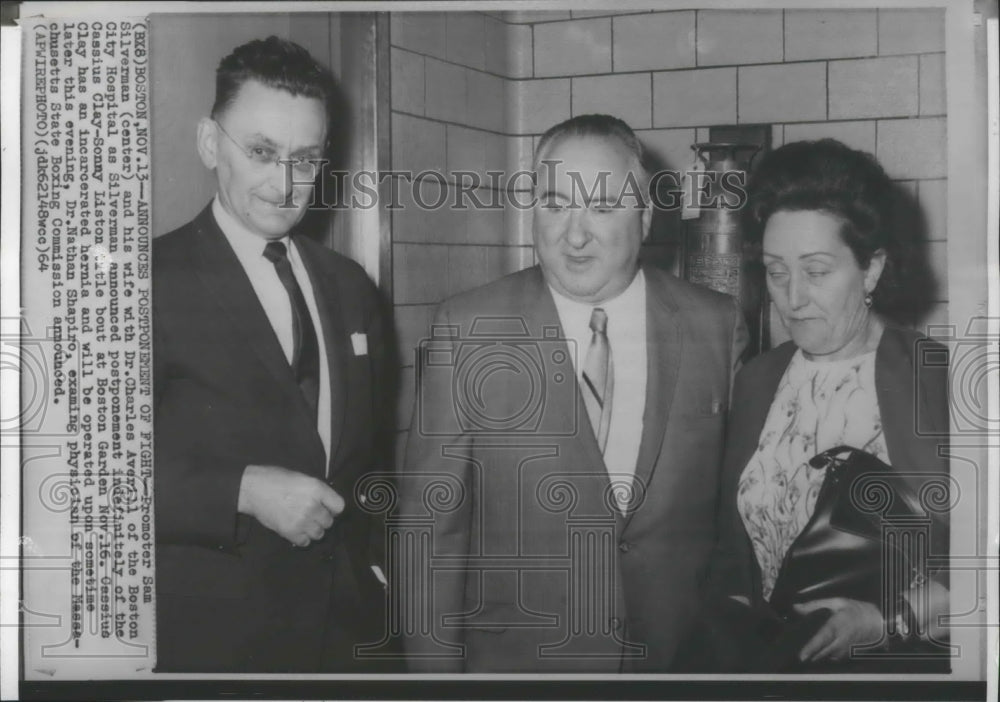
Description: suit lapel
296,238,349,474
519,270,623,525
730,342,797,478
522,270,608,472
624,267,681,521
873,326,931,472
190,206,325,466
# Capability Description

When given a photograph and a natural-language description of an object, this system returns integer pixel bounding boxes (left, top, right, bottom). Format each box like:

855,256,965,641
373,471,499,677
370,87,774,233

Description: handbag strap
808,445,925,520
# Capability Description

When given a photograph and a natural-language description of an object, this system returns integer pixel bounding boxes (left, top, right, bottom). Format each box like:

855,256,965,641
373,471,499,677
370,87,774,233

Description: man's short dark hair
211,36,337,121
533,114,650,202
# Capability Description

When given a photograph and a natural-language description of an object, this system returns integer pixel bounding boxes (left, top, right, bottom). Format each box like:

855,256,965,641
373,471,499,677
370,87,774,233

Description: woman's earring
864,292,873,308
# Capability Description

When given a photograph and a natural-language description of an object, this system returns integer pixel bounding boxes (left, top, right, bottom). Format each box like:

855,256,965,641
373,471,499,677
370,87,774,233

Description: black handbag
683,445,940,673
769,445,927,617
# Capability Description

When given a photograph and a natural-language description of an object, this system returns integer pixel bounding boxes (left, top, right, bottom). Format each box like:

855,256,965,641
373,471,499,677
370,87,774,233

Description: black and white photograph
1,1,996,699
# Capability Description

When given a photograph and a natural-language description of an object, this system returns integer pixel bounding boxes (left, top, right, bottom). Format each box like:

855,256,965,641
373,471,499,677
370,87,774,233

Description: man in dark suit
153,36,391,672
398,115,748,672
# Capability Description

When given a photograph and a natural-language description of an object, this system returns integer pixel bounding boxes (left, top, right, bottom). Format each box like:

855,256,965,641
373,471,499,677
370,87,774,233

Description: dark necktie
582,307,613,454
263,240,320,422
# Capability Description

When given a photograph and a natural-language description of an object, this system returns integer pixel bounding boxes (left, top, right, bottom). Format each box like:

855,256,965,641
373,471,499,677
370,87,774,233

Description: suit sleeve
705,363,756,601
395,303,473,672
153,302,250,550
910,337,951,604
363,282,396,574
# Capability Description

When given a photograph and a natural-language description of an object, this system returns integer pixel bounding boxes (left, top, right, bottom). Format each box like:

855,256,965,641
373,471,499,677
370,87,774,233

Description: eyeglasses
213,120,323,181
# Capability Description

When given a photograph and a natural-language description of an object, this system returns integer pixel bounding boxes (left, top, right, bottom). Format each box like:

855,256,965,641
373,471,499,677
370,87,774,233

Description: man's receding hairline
534,133,647,179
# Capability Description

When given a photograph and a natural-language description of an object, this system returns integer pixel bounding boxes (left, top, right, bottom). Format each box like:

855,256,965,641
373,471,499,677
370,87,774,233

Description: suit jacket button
619,542,630,553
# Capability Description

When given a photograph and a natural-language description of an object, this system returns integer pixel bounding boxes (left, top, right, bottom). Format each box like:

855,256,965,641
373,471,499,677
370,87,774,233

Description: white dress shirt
549,270,647,508
213,197,333,468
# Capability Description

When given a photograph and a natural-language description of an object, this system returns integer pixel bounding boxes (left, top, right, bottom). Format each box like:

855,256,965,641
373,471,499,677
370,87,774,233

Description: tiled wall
387,7,949,440
505,7,948,329
389,12,536,448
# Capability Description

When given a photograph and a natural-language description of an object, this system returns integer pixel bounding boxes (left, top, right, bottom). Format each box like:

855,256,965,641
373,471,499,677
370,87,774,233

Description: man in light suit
153,37,392,672
398,114,747,672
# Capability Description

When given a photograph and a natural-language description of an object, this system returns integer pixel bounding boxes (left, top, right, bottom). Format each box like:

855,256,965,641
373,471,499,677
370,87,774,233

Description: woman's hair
745,139,904,311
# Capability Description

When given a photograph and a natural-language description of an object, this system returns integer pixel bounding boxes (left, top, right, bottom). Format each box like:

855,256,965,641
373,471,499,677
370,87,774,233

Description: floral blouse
737,349,890,601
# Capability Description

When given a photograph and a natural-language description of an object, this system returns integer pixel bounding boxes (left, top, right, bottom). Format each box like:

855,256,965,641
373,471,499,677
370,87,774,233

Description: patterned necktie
263,240,320,422
582,307,613,454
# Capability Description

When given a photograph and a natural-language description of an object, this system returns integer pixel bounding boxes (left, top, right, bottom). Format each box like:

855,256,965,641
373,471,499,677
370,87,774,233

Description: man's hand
238,465,344,547
794,597,883,662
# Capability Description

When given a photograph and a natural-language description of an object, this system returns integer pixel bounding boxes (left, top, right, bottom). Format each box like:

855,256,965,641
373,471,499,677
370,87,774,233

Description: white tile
653,68,736,128
446,12,485,70
572,73,651,129
879,9,945,55
876,118,946,179
696,10,782,66
425,57,467,124
506,203,535,247
784,10,877,61
739,63,826,124
447,125,485,177
920,53,945,116
391,48,424,115
392,113,446,173
480,19,532,79
390,185,429,244
637,128,698,173
507,135,535,174
417,177,466,245
533,18,612,77
466,204,507,246
509,78,572,135
506,23,534,79
445,131,502,193
393,243,451,304
613,11,696,72
391,12,448,61
467,71,506,132
448,245,493,296
483,132,507,175
829,57,918,120
484,15,509,76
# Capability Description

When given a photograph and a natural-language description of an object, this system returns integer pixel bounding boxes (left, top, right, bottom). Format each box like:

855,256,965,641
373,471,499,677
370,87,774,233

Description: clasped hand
238,464,345,547
794,597,884,663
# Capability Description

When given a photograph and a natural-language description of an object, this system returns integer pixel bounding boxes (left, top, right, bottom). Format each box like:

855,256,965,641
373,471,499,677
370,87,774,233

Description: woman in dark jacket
704,139,951,672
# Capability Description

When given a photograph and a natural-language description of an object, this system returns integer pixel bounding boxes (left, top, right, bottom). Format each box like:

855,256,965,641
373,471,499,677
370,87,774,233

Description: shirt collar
212,196,292,260
547,268,646,321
